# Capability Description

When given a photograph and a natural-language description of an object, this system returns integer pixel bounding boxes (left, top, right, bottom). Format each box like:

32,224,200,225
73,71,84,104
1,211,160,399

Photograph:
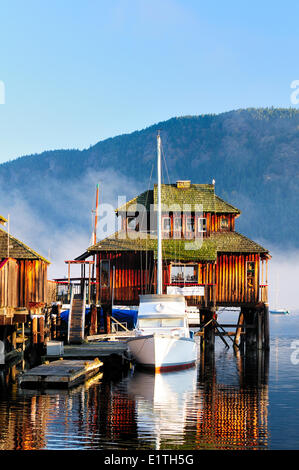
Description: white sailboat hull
127,333,197,372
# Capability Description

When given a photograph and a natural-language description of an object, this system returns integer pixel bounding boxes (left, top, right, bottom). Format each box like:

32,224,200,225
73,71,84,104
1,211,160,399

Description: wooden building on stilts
76,180,271,353
0,214,50,357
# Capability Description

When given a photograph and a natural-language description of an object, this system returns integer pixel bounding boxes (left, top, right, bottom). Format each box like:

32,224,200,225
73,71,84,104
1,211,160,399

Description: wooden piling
234,310,244,349
90,304,97,336
102,304,112,334
31,316,38,345
203,309,215,350
263,303,270,350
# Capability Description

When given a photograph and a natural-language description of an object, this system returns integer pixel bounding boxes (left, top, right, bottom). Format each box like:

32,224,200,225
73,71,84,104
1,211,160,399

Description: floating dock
19,358,103,389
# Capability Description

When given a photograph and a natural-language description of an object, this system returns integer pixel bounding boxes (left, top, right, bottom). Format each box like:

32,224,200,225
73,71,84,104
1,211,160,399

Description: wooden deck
19,358,103,389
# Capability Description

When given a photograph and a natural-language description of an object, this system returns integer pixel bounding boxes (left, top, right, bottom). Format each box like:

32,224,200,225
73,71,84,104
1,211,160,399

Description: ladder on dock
67,285,86,344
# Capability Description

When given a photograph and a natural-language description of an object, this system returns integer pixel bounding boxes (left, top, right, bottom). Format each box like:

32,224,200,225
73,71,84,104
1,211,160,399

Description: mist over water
0,167,144,279
267,248,299,312
0,164,298,309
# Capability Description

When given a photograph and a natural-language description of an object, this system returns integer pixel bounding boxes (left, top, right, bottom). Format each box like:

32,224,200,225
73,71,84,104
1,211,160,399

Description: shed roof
0,228,50,263
0,214,7,225
87,230,268,262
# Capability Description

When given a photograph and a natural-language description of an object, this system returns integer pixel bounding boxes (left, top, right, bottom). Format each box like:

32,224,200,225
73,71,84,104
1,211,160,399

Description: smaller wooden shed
0,220,50,325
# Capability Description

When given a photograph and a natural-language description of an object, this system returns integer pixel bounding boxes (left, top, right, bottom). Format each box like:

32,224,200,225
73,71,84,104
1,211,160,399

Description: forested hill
0,108,299,253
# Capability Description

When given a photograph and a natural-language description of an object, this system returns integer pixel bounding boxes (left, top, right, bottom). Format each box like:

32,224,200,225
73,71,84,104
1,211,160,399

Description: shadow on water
0,344,271,450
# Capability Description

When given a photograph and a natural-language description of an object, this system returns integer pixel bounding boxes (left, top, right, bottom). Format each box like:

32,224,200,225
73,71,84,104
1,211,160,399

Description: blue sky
0,0,299,163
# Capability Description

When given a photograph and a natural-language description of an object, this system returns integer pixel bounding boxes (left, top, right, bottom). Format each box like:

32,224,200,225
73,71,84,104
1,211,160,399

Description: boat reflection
127,367,198,449
0,348,270,450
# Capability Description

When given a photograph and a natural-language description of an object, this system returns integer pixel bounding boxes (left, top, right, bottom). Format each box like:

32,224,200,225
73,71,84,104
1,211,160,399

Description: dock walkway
19,358,103,389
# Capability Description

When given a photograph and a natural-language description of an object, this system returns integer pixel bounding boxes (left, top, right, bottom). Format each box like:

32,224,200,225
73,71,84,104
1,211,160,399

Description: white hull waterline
127,333,197,372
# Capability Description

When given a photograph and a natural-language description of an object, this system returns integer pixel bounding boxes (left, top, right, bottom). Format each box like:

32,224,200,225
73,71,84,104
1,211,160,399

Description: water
1,312,299,450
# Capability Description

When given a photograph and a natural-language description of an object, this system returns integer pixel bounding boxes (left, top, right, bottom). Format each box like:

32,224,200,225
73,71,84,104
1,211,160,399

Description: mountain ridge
0,107,298,262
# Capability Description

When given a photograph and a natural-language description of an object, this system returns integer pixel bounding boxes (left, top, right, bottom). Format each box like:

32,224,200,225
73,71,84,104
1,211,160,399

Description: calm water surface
1,312,299,450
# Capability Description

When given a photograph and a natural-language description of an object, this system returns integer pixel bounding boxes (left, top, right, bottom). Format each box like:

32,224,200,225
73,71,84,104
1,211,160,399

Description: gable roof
87,230,268,262
0,227,50,263
116,184,240,215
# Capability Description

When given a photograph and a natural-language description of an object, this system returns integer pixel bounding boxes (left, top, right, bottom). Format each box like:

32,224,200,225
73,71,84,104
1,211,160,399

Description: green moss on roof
88,229,268,262
116,190,153,214
0,228,50,263
116,184,240,214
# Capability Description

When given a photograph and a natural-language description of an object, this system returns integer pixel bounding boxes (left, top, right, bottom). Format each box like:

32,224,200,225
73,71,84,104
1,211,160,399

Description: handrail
81,283,86,340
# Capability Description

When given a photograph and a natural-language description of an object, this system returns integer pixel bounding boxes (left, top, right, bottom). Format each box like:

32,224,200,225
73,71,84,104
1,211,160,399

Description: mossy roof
116,184,240,214
88,230,268,262
0,228,50,263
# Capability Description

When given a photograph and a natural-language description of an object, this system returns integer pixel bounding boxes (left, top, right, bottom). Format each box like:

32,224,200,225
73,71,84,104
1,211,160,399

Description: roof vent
176,180,191,189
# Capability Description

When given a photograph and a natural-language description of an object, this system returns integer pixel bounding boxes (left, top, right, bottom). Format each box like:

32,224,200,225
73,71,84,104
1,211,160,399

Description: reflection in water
196,350,269,449
0,348,270,450
127,367,198,449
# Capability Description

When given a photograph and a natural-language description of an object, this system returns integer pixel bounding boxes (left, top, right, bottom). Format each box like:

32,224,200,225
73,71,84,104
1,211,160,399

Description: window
246,261,255,288
174,217,182,231
171,264,198,283
198,217,207,233
162,217,171,233
186,216,194,232
138,318,161,328
221,217,229,230
100,260,110,287
138,317,184,328
161,317,184,327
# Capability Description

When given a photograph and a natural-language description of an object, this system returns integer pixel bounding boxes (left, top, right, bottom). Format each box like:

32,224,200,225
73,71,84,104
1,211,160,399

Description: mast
92,184,99,303
94,183,99,245
157,131,163,295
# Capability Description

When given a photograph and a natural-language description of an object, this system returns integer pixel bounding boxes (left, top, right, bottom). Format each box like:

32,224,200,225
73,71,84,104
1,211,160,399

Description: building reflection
194,349,269,449
0,349,269,450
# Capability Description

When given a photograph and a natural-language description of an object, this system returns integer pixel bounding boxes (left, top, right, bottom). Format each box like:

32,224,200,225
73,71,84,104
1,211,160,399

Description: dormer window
186,216,194,233
162,217,171,235
198,217,207,233
174,217,182,231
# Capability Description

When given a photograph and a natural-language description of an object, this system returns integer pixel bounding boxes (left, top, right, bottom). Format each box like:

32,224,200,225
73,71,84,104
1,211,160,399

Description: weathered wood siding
95,251,260,307
18,260,48,307
0,258,48,308
0,258,18,307
216,253,260,305
97,252,155,305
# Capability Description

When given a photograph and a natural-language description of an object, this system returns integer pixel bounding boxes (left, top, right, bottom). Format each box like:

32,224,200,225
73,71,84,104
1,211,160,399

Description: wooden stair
68,290,86,344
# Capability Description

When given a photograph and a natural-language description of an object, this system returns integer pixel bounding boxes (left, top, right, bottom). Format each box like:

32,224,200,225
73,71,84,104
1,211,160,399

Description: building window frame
100,259,110,288
171,263,198,284
198,217,207,233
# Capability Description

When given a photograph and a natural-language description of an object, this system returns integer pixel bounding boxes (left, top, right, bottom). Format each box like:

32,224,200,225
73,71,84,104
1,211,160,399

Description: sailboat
127,132,198,372
270,273,290,315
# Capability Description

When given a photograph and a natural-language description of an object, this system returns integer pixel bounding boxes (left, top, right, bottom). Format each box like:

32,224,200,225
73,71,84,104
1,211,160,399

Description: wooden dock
44,340,129,359
19,358,103,389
